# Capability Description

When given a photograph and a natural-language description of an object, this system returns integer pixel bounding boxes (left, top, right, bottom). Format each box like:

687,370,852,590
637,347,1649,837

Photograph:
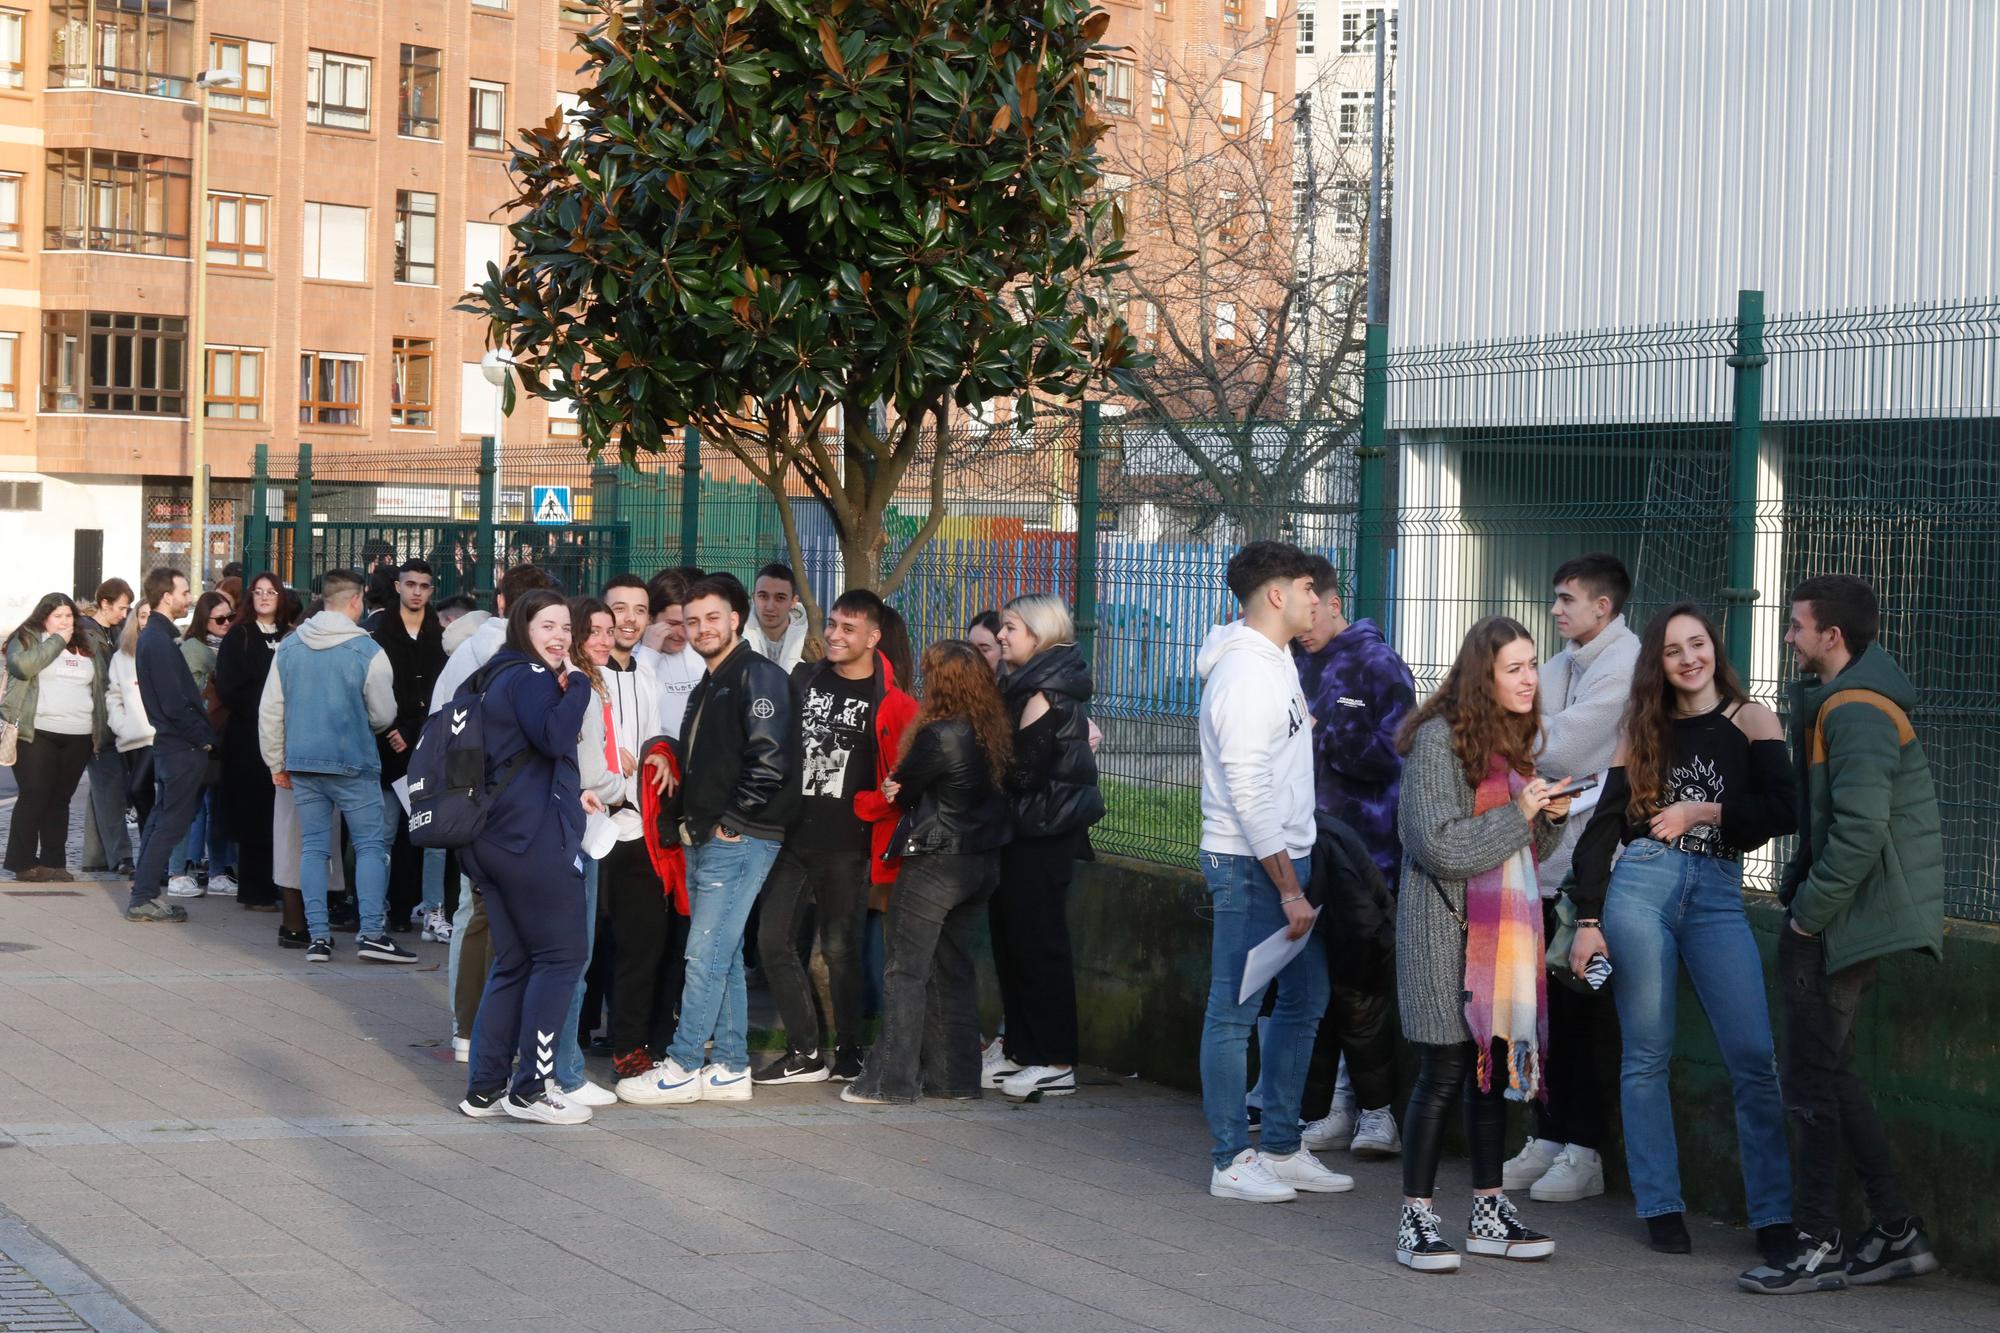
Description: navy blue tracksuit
461,650,592,1097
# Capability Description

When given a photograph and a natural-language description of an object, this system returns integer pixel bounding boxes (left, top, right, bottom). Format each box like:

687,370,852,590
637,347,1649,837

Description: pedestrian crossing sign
531,485,572,525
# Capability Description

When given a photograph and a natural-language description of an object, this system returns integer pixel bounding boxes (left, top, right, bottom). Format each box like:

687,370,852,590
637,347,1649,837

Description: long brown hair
1397,615,1543,785
568,596,611,700
903,639,1012,782
1622,602,1748,819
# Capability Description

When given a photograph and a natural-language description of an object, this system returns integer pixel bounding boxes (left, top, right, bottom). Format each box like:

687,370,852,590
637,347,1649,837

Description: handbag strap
1422,868,1467,932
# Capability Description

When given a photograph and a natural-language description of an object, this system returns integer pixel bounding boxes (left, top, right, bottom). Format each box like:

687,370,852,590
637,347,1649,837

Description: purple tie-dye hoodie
1292,618,1416,887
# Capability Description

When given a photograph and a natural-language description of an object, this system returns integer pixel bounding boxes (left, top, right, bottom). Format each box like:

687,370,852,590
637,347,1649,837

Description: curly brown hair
903,639,1012,782
1397,615,1543,785
1621,602,1747,819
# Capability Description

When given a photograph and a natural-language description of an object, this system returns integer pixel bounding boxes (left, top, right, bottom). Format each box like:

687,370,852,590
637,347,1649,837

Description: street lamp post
188,67,239,595
479,350,514,597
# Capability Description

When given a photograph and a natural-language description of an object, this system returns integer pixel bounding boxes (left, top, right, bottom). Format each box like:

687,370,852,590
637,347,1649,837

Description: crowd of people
0,541,1947,1296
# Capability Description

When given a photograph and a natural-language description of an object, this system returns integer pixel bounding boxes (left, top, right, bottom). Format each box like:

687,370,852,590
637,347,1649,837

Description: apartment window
1096,59,1133,116
1149,70,1167,127
1298,1,1315,53
48,0,195,98
464,221,503,291
1265,0,1280,27
302,202,367,282
1220,79,1243,135
0,332,16,410
470,81,507,151
1222,0,1243,27
1292,177,1310,224
1215,302,1238,346
306,51,371,131
1218,190,1239,243
44,149,192,256
399,45,441,139
392,338,434,427
300,351,362,425
0,480,39,508
41,311,187,415
394,191,438,285
203,346,262,419
560,2,597,23
207,192,267,268
1259,89,1277,142
1152,0,1167,13
1333,183,1365,233
1341,4,1397,54
1136,301,1158,351
473,0,509,9
207,37,272,115
0,172,18,249
1,9,25,89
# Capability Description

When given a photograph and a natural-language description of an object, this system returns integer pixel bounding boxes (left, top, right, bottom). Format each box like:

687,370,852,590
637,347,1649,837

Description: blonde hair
1003,593,1075,652
118,604,149,656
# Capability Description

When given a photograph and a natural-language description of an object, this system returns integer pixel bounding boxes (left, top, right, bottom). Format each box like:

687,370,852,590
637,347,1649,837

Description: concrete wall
0,473,144,629
1060,854,2000,1273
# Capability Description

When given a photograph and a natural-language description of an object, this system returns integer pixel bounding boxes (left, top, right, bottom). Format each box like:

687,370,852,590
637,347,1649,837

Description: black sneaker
1396,1202,1460,1273
1648,1212,1693,1254
124,899,188,923
278,926,311,950
753,1049,830,1085
830,1046,864,1082
459,1086,509,1119
357,934,419,964
1738,1230,1847,1294
305,938,334,963
1466,1193,1554,1261
1847,1217,1940,1286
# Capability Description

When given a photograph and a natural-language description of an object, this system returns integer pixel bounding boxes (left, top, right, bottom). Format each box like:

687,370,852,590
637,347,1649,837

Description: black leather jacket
1000,644,1105,839
675,640,800,844
892,718,1012,857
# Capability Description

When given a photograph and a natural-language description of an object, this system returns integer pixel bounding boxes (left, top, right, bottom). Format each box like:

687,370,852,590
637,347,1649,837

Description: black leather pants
1402,1039,1510,1198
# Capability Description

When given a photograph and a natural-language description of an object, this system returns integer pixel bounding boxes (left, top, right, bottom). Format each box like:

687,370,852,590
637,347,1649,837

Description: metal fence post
679,425,702,568
1354,322,1389,622
1074,400,1102,664
246,442,268,577
478,435,499,603
1724,289,1767,678
291,442,313,589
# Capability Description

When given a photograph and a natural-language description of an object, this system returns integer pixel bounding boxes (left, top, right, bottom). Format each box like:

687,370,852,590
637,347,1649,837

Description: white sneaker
999,1065,1075,1100
702,1063,753,1101
504,1079,592,1125
1209,1148,1299,1203
1528,1145,1605,1202
616,1058,703,1106
165,874,203,898
421,908,453,943
1262,1147,1355,1194
1302,1105,1356,1151
1501,1138,1563,1192
205,873,238,897
981,1041,1021,1088
1351,1107,1403,1158
563,1078,618,1108
451,1037,470,1064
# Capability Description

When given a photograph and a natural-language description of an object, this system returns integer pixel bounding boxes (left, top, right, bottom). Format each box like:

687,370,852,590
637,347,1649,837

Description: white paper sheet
582,811,621,860
1237,909,1321,1004
391,775,412,816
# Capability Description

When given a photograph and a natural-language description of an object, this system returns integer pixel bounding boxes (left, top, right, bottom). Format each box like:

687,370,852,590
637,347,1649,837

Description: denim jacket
259,611,396,777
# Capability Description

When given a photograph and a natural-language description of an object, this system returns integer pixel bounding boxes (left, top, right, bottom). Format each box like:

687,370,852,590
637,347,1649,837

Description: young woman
105,603,158,848
555,597,622,1110
457,588,597,1126
986,593,1105,1101
843,640,1014,1104
216,574,290,924
163,590,238,898
1569,603,1798,1256
965,611,1004,674
1394,616,1572,1274
4,594,107,882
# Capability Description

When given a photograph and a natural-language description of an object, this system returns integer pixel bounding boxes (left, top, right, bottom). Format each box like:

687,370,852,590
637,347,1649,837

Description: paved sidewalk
1,792,1996,1329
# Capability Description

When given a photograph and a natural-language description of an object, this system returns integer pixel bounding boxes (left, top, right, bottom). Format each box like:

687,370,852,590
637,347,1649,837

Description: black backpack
404,659,529,849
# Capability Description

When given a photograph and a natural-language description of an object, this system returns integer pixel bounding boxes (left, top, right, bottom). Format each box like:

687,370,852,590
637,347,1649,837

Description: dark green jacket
1780,645,1944,972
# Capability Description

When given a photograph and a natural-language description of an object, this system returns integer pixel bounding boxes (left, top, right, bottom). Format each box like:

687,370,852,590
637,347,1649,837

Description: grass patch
1096,778,1201,865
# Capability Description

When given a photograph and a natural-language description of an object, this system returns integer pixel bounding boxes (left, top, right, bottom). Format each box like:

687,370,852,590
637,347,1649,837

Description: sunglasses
210,613,235,625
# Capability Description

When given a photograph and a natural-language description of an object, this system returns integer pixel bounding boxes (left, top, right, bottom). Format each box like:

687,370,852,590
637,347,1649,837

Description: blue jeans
1199,851,1327,1169
1602,839,1792,1227
293,772,391,939
557,858,599,1091
422,845,446,914
665,833,782,1075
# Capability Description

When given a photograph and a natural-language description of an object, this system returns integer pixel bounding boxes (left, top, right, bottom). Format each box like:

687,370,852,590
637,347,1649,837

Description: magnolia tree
467,0,1142,615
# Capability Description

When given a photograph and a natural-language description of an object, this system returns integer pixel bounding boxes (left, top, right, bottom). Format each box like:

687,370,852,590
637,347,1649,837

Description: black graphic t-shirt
793,670,877,853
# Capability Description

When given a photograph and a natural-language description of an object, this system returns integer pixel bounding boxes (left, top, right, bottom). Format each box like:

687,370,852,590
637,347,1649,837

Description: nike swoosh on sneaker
708,1073,746,1086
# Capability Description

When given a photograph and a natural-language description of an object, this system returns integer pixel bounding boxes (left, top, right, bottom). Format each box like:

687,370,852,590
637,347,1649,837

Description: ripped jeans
663,832,781,1076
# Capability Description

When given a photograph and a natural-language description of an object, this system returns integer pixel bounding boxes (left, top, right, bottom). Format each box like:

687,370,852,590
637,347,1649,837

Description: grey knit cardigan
1395,717,1566,1046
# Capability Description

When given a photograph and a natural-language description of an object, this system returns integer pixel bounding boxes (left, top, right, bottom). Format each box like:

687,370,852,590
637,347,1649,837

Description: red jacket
639,737,690,915
849,651,919,889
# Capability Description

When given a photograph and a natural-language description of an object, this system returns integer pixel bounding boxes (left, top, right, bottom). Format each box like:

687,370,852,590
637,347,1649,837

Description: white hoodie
1197,621,1316,861
429,614,508,716
747,603,808,674
635,642,704,739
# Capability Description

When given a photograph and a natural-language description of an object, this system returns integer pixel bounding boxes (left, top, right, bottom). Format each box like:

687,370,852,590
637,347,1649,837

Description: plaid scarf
1462,756,1548,1100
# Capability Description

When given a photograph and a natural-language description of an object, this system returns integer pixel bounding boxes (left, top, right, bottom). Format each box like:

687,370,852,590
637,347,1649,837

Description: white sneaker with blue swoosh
616,1057,703,1106
702,1063,753,1101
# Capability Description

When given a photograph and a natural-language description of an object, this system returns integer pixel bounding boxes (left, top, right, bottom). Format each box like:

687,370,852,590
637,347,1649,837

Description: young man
746,561,808,672
1741,576,1944,1295
622,576,797,1104
80,578,136,874
1197,540,1352,1202
753,589,916,1085
260,569,412,964
1291,556,1415,1159
127,568,214,922
372,559,446,933
1503,552,1638,1204
638,569,705,740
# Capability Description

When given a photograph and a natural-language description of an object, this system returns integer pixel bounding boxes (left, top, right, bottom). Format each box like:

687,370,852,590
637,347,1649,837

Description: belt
1672,833,1741,862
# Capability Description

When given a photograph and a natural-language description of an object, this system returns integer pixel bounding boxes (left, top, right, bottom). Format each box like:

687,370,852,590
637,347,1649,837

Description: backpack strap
1809,688,1914,764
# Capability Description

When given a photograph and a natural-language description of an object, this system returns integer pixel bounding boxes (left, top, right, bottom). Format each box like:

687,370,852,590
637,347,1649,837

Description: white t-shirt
33,644,98,735
636,643,704,740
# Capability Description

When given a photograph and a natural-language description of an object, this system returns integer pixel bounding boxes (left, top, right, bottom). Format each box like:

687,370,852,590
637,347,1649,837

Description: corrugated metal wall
1389,0,2000,347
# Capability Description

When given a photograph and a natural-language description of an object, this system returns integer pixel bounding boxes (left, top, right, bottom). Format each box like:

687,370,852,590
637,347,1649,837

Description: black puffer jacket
675,639,800,845
1001,644,1104,838
892,717,1013,857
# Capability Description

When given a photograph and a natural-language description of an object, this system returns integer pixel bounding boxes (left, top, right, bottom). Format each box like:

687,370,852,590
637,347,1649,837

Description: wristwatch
717,823,741,840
